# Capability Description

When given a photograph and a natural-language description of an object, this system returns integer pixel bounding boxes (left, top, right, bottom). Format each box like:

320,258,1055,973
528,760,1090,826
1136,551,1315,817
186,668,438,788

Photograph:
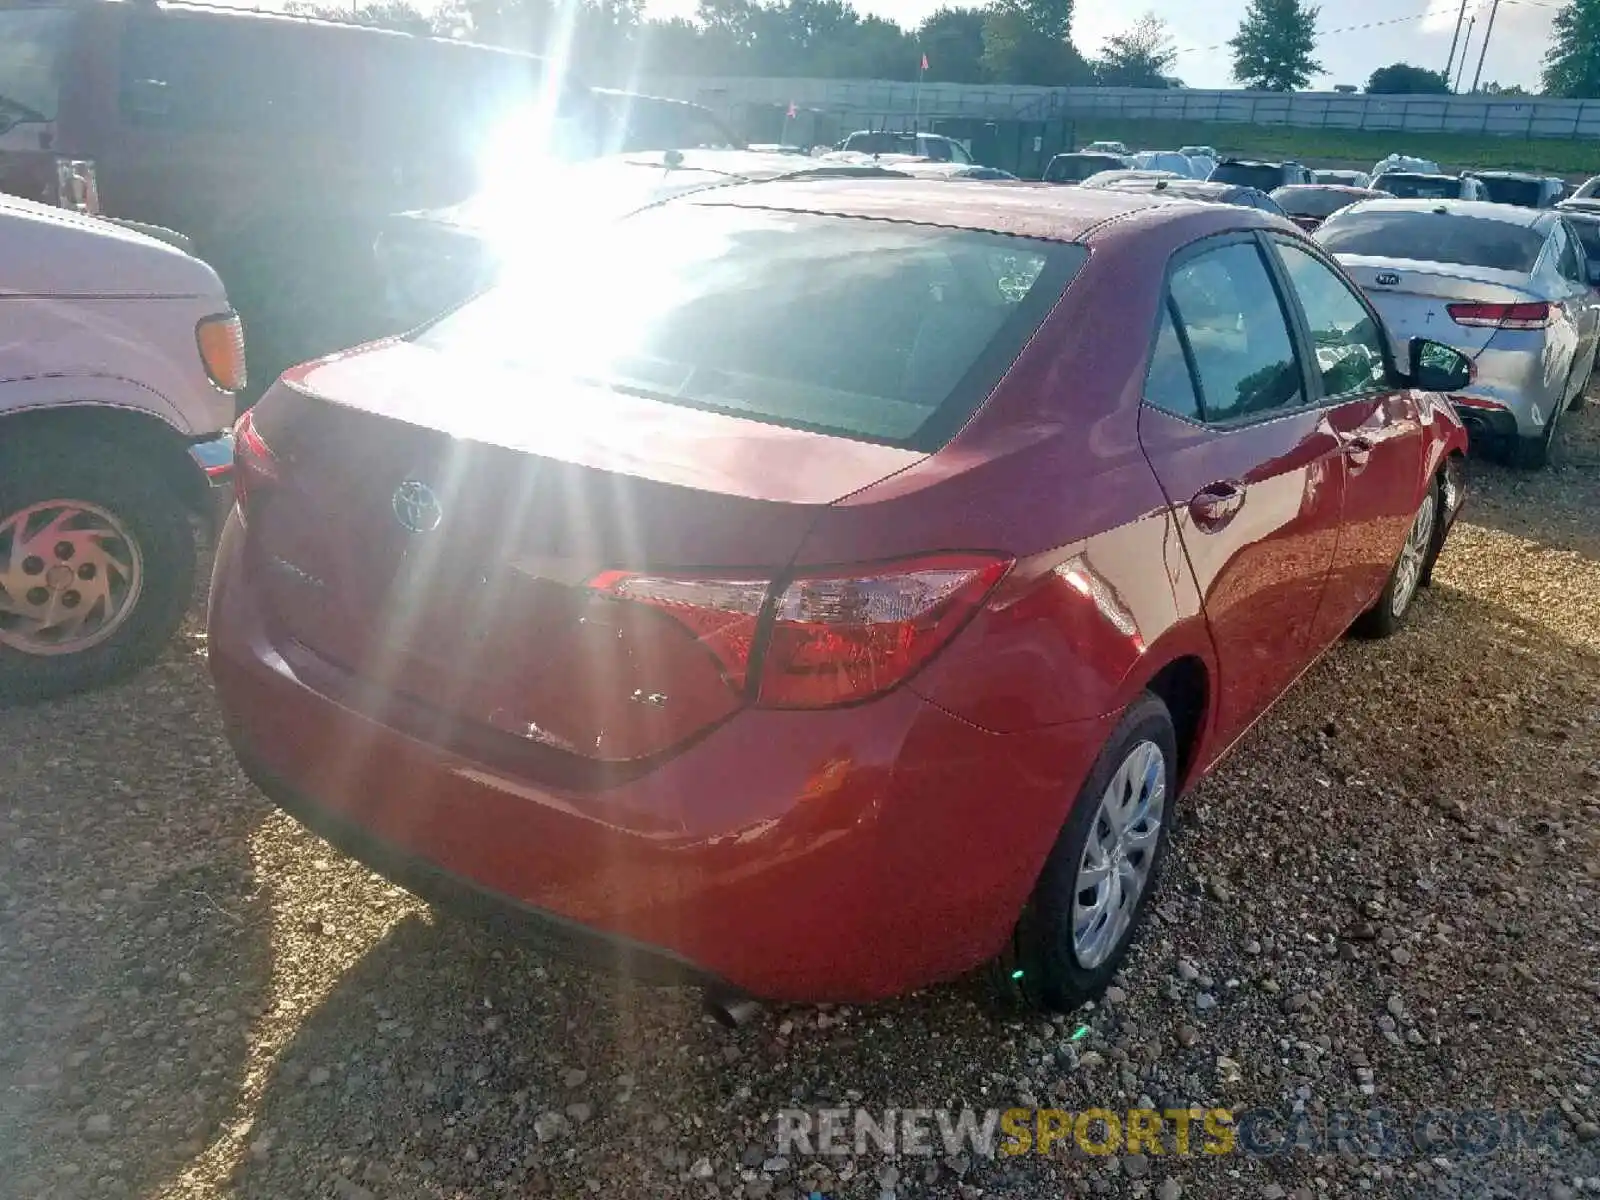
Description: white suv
0,194,240,701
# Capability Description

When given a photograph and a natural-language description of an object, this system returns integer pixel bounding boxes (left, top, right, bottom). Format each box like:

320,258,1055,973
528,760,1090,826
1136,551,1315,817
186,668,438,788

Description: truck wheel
0,441,196,703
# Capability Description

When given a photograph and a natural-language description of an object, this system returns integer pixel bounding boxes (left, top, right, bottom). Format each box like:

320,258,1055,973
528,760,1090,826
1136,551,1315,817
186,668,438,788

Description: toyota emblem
392,480,443,533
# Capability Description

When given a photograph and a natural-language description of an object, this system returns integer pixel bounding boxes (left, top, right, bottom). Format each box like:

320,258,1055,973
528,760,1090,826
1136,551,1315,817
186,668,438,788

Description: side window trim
1262,231,1401,401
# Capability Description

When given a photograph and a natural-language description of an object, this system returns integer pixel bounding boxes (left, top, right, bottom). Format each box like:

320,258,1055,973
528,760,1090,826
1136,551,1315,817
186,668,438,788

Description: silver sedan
1317,199,1600,468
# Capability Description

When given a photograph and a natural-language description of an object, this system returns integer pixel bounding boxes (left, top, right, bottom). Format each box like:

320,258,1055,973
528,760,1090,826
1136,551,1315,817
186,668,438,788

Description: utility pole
1471,0,1501,93
1455,16,1476,92
1444,0,1471,87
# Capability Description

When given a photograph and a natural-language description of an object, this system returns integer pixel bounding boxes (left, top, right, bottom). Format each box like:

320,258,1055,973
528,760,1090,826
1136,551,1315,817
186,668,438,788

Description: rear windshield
1044,154,1124,182
415,206,1084,450
1374,174,1459,199
1473,176,1545,207
1275,188,1362,219
1318,210,1547,273
0,7,70,126
1208,163,1283,191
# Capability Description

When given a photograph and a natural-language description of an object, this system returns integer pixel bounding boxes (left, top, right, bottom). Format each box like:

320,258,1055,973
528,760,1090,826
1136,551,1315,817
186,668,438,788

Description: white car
0,195,240,701
1083,140,1130,156
1372,154,1443,179
1133,151,1201,178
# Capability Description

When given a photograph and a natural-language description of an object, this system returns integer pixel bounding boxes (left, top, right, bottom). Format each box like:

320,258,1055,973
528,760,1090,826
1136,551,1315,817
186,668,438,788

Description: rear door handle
1189,480,1246,532
1342,434,1374,471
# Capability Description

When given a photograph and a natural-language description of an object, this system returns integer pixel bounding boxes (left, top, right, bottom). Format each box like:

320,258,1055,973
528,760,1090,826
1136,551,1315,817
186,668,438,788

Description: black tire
0,439,196,704
1510,427,1552,470
1352,478,1441,639
1569,349,1594,411
993,692,1177,1013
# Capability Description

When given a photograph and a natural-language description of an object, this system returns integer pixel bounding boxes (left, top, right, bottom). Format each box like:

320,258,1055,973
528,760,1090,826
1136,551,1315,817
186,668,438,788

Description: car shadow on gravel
222,576,1600,1200
0,622,276,1200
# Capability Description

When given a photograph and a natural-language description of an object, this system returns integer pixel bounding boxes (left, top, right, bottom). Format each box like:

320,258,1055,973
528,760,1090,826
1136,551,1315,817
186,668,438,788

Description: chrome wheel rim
1072,739,1166,971
1390,490,1436,619
0,499,144,656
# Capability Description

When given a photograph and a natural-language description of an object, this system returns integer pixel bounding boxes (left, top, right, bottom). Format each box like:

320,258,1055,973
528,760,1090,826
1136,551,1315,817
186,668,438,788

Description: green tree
286,0,439,34
980,0,1091,85
1094,13,1177,88
1229,0,1321,91
918,7,989,83
1479,81,1530,96
1542,0,1600,99
1365,62,1450,94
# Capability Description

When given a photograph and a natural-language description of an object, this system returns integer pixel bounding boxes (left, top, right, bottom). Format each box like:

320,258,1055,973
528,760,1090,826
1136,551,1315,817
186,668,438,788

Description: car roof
678,176,1276,244
1218,158,1284,167
1342,197,1554,229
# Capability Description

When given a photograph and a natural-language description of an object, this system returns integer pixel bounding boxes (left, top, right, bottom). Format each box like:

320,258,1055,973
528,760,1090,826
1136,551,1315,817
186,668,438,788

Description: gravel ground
3,407,1599,1200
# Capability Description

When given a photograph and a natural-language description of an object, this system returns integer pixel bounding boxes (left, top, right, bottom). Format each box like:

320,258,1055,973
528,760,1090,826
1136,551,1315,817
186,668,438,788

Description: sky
639,0,1565,92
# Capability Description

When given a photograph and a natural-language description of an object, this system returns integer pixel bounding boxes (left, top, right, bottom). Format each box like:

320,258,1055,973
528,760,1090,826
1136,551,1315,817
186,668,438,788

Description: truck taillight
55,158,100,215
585,554,1012,710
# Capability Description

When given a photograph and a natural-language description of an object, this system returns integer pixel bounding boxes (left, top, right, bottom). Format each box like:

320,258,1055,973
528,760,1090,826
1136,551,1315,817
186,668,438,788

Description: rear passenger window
1144,304,1200,420
1167,241,1304,422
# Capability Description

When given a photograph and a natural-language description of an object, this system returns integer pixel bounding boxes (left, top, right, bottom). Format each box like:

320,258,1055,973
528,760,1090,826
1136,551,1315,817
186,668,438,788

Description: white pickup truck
0,193,238,702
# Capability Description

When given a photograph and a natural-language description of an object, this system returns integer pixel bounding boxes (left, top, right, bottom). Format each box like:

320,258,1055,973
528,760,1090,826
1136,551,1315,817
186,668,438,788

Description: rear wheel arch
1142,655,1209,788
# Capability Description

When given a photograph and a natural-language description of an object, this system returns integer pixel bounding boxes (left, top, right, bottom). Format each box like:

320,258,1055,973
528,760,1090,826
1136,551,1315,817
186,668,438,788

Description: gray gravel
3,406,1599,1199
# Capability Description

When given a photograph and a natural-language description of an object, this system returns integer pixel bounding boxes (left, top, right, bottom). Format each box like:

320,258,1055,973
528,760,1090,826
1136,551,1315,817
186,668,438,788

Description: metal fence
647,76,1600,142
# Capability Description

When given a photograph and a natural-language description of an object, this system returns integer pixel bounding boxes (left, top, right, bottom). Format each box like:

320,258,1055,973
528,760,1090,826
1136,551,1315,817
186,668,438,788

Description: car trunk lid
1338,255,1541,356
239,341,924,763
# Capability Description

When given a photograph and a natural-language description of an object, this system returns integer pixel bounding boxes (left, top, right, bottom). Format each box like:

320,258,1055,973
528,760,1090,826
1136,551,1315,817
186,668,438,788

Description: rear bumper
206,513,1113,1002
236,749,723,988
1460,337,1571,437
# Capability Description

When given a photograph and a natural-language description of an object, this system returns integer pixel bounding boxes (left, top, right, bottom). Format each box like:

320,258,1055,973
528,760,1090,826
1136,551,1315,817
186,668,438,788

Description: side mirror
1409,338,1473,392
1588,261,1600,287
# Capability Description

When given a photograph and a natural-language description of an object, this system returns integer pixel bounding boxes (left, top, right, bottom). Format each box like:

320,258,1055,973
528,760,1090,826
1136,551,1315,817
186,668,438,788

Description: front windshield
1045,155,1123,182
1208,163,1283,191
414,205,1084,449
1375,174,1460,200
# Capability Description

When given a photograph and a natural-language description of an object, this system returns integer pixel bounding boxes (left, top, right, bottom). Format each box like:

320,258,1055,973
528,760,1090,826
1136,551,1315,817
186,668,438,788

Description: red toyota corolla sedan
209,180,1471,1011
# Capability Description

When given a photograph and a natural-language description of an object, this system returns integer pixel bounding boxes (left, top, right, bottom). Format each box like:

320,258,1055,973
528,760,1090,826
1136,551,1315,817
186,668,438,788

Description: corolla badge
1375,271,1401,286
392,480,443,533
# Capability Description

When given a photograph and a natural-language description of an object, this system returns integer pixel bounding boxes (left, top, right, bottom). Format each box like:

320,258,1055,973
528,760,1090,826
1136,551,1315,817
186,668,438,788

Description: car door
1138,234,1347,752
1556,221,1600,360
1267,235,1428,641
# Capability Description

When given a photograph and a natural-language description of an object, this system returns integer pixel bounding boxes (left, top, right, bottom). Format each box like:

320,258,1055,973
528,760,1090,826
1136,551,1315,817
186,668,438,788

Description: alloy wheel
0,499,145,656
1389,491,1436,620
1072,739,1166,970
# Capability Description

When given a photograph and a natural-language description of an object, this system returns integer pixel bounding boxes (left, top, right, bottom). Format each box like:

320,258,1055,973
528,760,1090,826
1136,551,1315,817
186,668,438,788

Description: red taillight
584,571,768,689
1447,300,1554,330
587,554,1010,712
758,555,1011,708
232,409,278,515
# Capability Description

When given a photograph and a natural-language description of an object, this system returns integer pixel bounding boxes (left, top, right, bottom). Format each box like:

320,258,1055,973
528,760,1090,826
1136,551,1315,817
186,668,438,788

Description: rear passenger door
1267,235,1427,640
1138,235,1347,753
